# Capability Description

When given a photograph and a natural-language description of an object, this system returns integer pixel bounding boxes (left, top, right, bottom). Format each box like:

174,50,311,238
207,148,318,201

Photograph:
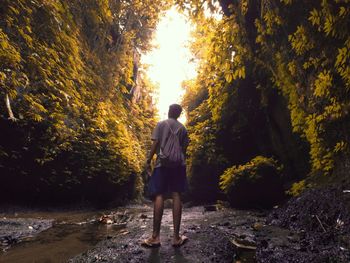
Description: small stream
0,206,288,263
0,210,126,263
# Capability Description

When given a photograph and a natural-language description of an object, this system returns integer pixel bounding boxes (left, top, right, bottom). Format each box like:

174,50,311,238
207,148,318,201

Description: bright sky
141,7,197,123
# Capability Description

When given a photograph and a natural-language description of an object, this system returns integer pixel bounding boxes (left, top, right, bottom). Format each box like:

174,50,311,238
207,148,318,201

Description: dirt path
68,204,265,263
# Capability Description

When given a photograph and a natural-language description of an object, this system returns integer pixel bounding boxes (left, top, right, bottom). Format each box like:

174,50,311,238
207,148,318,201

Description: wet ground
0,204,268,263
2,189,349,263
68,204,262,263
0,210,116,263
257,187,350,262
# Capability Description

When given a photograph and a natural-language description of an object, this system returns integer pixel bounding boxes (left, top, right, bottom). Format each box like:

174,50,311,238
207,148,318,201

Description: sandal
141,238,161,248
172,235,188,247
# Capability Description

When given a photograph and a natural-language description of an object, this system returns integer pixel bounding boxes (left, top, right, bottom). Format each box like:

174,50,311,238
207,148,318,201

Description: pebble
132,249,143,255
204,205,217,212
139,214,147,219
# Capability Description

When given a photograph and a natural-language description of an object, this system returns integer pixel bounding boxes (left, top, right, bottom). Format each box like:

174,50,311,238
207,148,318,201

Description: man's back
142,104,189,248
152,118,188,168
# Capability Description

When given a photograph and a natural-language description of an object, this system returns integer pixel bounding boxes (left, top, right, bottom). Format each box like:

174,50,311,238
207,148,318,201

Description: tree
0,0,170,203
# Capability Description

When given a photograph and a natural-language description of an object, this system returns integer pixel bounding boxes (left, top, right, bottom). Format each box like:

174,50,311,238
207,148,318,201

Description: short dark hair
168,104,182,119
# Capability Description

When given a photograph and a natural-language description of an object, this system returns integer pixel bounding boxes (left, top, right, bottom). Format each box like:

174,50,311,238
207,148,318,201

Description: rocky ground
1,186,350,263
68,204,263,263
257,186,350,262
0,217,53,250
1,204,266,263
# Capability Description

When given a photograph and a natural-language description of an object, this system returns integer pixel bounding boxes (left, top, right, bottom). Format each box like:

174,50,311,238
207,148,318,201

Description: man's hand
146,157,152,165
146,155,153,166
145,157,152,171
145,140,158,176
145,158,152,177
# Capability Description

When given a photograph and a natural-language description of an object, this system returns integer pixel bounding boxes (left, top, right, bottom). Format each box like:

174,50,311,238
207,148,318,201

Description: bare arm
182,129,189,157
147,140,159,164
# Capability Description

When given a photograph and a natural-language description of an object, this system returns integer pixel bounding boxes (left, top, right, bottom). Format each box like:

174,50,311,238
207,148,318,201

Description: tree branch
5,93,18,122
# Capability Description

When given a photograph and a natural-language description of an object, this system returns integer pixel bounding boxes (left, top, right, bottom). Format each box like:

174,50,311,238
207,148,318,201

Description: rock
340,235,350,248
216,200,230,209
289,214,297,221
222,221,230,227
110,221,127,229
252,222,263,231
260,239,268,248
99,215,114,224
118,230,129,235
231,238,257,250
139,214,147,219
0,218,53,249
132,249,143,255
287,233,299,243
204,205,217,212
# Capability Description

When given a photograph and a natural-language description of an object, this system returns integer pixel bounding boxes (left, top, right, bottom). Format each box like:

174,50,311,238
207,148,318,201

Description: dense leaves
1,0,349,206
179,0,310,203
178,0,350,204
220,156,284,208
0,0,168,203
254,0,350,178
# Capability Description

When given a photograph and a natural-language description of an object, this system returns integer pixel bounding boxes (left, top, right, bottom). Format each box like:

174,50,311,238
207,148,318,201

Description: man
142,104,189,248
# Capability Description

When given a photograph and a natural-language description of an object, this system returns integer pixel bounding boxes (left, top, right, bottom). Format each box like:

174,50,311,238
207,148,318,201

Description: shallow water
0,207,267,263
0,210,124,263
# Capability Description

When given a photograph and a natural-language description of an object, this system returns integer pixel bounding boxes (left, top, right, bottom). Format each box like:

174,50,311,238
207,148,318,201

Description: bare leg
151,194,164,242
172,192,182,242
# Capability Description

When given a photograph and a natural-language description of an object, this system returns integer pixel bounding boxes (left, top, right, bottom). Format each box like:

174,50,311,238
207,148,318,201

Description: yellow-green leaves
240,0,248,15
0,0,167,200
281,0,293,5
263,10,283,35
224,72,233,83
220,156,282,193
335,39,350,88
0,29,21,66
287,179,306,196
309,9,321,26
289,26,314,55
256,0,350,176
334,141,347,153
324,14,336,36
313,70,332,98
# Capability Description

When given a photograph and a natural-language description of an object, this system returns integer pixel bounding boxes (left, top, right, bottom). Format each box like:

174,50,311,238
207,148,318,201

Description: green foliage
287,179,306,196
219,156,284,208
255,0,350,176
219,156,282,193
0,0,167,203
179,0,350,198
179,0,310,203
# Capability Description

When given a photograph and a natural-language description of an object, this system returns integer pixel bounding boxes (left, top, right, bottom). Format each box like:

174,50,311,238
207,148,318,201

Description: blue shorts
147,166,188,197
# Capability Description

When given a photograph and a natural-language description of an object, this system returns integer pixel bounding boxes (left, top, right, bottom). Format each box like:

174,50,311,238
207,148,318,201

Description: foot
141,237,161,248
172,235,188,247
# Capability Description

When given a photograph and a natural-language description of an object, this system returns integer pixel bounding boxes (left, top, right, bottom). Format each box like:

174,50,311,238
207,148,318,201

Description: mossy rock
220,156,285,208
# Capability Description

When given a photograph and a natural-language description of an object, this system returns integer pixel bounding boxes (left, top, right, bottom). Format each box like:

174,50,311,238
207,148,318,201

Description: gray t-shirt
151,118,189,167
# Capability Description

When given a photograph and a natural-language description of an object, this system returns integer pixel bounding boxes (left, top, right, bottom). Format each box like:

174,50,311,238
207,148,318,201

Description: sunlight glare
141,7,197,124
